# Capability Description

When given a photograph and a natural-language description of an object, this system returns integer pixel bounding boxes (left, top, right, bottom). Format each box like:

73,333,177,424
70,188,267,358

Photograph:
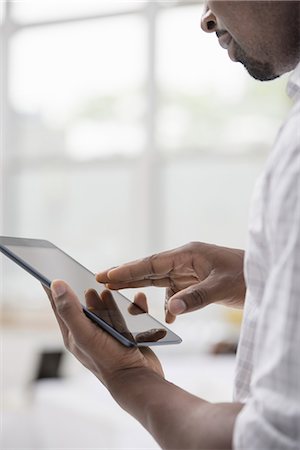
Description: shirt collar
287,60,300,100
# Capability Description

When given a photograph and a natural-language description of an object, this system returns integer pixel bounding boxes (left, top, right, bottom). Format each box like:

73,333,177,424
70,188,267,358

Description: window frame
0,0,201,252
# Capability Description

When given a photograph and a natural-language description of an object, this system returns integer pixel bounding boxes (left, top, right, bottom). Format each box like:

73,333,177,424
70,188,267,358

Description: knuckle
185,241,202,256
186,241,199,250
186,287,208,310
166,286,175,300
68,339,78,355
55,298,73,317
127,265,136,281
62,330,72,351
143,253,158,275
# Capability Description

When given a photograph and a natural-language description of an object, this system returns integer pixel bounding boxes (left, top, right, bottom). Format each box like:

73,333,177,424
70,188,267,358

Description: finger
165,311,176,324
100,289,134,342
46,286,98,369
47,282,92,362
96,252,174,284
51,280,104,347
133,292,148,313
168,275,218,316
94,267,116,284
135,328,167,343
85,289,112,326
165,287,177,324
42,284,70,341
128,292,149,315
102,277,174,290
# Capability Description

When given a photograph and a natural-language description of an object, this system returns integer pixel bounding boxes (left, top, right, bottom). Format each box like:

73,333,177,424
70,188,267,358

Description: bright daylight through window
1,1,290,345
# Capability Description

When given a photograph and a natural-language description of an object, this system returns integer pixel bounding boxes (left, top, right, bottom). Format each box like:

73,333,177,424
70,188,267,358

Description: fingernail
51,281,66,299
169,299,186,315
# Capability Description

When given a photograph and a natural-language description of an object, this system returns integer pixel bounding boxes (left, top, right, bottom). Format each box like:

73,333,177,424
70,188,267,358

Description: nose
201,5,218,33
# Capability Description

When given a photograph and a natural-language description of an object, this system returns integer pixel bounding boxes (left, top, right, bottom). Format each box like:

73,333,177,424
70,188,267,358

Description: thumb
168,275,218,316
51,280,98,344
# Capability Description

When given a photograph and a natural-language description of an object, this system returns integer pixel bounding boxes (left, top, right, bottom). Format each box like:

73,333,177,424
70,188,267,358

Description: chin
235,45,279,81
244,64,280,82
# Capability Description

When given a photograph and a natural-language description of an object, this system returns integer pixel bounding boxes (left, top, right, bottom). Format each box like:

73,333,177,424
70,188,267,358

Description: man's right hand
96,242,246,323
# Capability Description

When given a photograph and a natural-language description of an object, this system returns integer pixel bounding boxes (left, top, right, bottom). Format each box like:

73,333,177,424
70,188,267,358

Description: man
47,1,300,448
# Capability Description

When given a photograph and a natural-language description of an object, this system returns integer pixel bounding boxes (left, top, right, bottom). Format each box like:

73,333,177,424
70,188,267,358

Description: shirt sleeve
233,114,300,449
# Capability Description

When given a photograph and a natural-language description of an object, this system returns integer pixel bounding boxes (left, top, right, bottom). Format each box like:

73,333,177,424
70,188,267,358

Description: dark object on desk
34,350,64,380
210,341,238,355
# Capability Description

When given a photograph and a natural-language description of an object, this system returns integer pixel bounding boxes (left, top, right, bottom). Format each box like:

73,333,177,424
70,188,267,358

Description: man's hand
44,279,243,450
45,280,164,388
96,242,246,323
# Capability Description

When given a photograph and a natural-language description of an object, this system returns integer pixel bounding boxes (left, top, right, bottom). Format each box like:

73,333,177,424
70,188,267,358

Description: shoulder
266,97,300,191
261,98,300,240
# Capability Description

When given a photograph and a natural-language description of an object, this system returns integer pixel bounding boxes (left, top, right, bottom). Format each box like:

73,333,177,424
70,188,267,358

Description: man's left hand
44,280,164,389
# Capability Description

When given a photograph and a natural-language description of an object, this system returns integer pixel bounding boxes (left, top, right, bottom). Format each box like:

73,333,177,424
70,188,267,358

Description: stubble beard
234,42,279,82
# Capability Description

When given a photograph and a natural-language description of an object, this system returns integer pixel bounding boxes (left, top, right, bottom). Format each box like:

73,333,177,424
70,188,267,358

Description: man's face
201,1,300,81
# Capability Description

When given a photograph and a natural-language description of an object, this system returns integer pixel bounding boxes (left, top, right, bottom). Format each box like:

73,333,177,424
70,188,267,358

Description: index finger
96,252,173,285
100,289,135,342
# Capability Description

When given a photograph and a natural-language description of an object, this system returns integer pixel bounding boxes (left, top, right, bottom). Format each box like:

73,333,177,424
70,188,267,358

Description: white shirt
233,62,300,449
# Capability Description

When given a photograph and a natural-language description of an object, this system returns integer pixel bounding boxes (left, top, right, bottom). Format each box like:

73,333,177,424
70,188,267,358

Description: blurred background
0,0,291,448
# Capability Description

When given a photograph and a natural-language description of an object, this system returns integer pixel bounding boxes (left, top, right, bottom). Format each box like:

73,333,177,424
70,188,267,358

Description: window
11,0,143,23
157,6,290,156
1,1,290,337
156,5,290,250
9,18,146,160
